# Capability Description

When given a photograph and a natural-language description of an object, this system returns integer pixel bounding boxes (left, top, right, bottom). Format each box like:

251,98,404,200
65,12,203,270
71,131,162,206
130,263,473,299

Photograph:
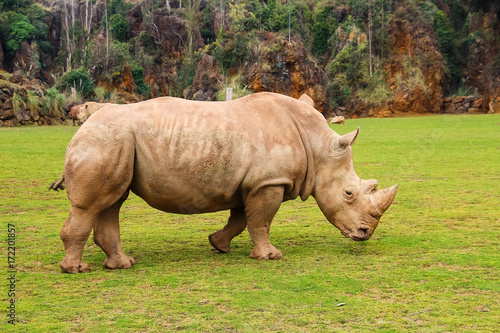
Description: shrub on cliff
6,13,35,54
433,9,461,84
42,87,65,118
60,70,94,98
110,14,129,43
131,64,151,97
313,5,337,56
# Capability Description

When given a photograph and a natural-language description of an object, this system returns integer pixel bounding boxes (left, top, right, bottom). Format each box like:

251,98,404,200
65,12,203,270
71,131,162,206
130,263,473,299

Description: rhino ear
336,127,359,149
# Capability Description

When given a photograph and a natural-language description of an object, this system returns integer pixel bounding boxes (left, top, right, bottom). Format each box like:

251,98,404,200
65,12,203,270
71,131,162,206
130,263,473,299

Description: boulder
464,96,475,104
1,98,14,118
472,97,483,108
330,116,345,124
2,118,20,127
444,103,456,113
14,108,30,122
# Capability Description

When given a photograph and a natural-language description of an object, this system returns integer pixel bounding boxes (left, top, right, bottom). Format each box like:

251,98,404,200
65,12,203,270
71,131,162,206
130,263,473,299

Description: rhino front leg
60,207,95,273
245,186,284,260
93,196,135,270
209,207,247,253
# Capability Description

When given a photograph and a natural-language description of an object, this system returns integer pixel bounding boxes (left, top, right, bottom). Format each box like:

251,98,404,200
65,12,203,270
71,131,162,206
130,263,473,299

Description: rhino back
69,93,328,214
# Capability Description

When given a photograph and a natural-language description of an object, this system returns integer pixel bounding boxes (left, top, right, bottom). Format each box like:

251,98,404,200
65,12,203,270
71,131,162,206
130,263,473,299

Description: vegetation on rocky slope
0,0,499,124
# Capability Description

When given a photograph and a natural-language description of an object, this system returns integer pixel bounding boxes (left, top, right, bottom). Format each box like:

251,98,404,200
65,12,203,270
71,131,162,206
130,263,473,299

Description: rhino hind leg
59,207,96,273
209,207,247,253
93,192,136,270
245,185,284,261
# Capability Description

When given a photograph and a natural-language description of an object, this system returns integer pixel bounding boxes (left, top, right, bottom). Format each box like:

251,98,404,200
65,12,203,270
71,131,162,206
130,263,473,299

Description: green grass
1,115,499,332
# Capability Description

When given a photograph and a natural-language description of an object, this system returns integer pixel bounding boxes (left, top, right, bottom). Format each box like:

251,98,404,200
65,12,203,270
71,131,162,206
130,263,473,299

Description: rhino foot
208,231,231,253
103,255,136,269
60,259,91,274
250,244,283,260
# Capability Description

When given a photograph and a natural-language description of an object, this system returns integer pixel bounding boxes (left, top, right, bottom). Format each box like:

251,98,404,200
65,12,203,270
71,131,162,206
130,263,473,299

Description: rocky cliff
0,0,499,126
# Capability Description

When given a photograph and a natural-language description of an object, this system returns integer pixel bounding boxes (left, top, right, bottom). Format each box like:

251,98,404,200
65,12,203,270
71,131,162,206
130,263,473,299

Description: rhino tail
49,174,65,192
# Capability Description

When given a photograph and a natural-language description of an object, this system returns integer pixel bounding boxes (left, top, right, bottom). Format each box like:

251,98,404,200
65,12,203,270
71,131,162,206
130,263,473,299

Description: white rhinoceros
76,101,114,125
51,92,397,273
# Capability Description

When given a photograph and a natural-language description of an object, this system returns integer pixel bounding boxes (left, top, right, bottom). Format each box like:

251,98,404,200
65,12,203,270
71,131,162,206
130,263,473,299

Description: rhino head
313,128,398,241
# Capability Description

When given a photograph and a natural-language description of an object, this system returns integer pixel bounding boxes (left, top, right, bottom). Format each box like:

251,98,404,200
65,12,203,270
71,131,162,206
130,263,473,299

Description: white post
226,88,233,101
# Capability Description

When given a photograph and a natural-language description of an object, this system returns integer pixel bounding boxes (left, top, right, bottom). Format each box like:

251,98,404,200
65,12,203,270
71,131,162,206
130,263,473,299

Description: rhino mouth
349,228,372,241
346,214,379,241
339,227,372,241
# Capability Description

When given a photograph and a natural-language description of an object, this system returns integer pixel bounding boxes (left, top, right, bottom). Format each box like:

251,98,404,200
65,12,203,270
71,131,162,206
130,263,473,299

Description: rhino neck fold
289,113,316,201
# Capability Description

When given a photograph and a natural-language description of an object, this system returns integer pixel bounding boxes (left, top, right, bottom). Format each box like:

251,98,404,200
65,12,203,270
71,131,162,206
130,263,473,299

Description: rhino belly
129,172,243,214
129,128,250,214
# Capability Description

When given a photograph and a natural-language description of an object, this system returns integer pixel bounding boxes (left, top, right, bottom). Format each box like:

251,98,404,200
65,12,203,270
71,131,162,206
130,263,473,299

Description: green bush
131,65,151,97
313,6,337,56
433,9,461,83
27,90,41,113
109,0,131,16
326,75,352,108
94,87,106,101
61,70,94,98
42,87,65,117
174,59,196,97
356,71,393,105
12,92,26,112
232,33,250,68
6,13,35,54
26,4,48,40
328,44,367,88
109,14,129,43
110,40,132,69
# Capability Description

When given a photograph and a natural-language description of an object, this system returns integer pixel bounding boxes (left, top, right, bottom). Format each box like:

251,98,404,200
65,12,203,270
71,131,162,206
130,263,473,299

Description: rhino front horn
372,184,398,215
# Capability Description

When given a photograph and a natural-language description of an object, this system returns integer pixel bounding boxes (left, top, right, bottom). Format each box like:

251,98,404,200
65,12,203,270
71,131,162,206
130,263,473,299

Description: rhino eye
343,188,356,203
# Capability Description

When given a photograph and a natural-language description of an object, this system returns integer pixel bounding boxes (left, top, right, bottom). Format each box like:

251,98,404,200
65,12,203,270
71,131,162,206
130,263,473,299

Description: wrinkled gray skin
51,92,397,273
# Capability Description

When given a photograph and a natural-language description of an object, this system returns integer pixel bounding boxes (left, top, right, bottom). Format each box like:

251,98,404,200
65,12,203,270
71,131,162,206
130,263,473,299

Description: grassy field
1,114,499,332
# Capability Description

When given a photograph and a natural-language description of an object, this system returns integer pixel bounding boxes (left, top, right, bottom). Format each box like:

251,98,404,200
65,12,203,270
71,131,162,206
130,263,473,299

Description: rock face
13,41,41,80
0,36,3,70
1,0,499,123
126,4,144,39
246,33,327,113
462,11,500,114
384,8,446,116
187,54,222,101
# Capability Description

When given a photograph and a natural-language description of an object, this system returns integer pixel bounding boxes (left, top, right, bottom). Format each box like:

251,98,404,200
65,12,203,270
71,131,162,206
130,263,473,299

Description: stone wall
0,74,65,127
443,96,486,114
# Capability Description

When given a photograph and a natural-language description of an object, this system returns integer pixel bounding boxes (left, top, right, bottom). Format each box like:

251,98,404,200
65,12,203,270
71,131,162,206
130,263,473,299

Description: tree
229,2,255,33
61,0,76,71
6,14,35,54
109,14,129,42
185,0,201,64
312,5,337,56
